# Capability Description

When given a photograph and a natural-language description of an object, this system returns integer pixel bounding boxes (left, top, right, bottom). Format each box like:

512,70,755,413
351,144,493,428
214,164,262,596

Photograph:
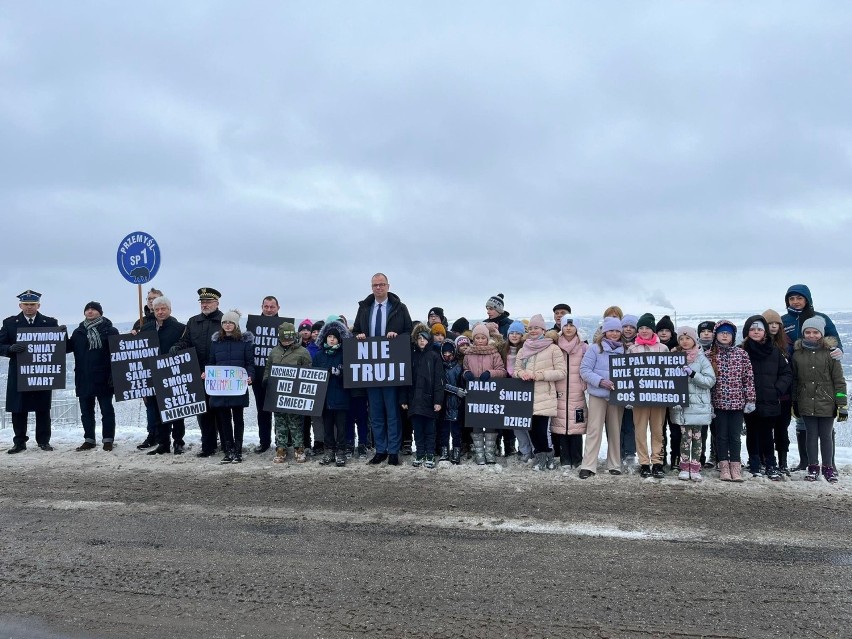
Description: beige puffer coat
551,334,588,435
512,340,567,416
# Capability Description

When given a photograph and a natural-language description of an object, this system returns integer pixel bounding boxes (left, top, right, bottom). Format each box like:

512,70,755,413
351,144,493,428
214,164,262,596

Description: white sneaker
678,470,690,481
691,471,703,482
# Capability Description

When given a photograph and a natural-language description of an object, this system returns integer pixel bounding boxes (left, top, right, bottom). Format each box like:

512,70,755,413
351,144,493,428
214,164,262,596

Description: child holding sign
463,323,507,464
669,326,716,481
207,310,254,464
312,320,351,467
628,313,671,479
264,322,312,463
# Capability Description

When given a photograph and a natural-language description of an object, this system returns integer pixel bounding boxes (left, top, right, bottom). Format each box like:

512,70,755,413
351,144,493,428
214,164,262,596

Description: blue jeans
80,393,116,443
367,387,400,454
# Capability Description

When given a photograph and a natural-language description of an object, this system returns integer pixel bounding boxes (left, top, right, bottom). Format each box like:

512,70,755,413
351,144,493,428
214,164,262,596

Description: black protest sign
342,337,412,389
609,352,689,407
16,326,66,391
246,315,295,370
109,332,160,402
465,378,534,430
263,366,328,417
151,348,207,422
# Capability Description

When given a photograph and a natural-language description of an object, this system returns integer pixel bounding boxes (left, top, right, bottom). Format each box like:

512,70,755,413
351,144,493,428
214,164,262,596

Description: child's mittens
837,406,848,422
331,366,341,376
479,371,491,381
462,371,475,382
830,348,843,361
681,365,693,377
744,402,756,414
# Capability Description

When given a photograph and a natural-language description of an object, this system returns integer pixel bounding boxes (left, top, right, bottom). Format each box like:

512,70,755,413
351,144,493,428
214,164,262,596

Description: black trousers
216,406,245,453
197,395,220,453
323,408,348,452
12,411,51,447
252,381,273,448
529,415,552,453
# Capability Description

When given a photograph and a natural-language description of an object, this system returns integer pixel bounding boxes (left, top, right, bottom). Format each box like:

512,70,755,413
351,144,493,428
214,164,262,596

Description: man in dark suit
0,290,62,453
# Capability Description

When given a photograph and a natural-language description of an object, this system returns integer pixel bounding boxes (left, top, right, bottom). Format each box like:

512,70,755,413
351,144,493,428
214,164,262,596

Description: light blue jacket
669,351,716,426
580,339,624,399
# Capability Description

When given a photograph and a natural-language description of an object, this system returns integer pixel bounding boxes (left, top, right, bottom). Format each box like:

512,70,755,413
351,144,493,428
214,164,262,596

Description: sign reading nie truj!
263,366,328,417
342,337,411,389
16,327,67,391
109,332,160,402
608,352,689,407
151,348,207,422
465,378,535,430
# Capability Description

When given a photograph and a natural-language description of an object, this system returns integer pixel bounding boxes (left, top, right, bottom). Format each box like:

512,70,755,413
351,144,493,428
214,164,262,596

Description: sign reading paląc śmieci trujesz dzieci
151,348,207,422
263,366,329,417
16,327,67,391
109,332,161,402
464,377,535,430
608,351,690,407
245,315,295,370
342,336,412,389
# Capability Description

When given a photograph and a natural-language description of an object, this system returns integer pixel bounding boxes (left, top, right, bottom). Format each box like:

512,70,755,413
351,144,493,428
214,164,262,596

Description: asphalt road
0,458,850,639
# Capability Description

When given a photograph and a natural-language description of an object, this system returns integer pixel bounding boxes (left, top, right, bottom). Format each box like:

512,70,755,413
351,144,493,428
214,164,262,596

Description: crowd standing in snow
0,278,847,484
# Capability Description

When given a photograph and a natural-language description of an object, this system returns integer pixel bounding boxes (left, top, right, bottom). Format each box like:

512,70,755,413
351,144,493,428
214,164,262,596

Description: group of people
0,277,846,484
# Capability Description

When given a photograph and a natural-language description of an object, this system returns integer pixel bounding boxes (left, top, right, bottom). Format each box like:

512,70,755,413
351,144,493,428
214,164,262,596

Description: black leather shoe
196,450,216,458
38,444,54,451
173,444,185,455
368,453,388,465
7,444,26,454
136,438,155,450
254,444,270,454
387,453,400,466
578,469,594,479
147,445,170,455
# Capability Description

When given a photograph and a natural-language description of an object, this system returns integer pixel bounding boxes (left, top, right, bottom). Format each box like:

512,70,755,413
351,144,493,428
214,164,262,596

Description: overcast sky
2,1,850,328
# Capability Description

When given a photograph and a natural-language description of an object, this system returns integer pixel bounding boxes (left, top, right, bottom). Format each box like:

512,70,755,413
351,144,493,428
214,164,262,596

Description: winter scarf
803,338,822,350
323,343,340,355
83,317,104,350
744,338,774,360
635,334,659,347
518,335,553,359
682,344,701,364
604,338,622,350
466,343,499,356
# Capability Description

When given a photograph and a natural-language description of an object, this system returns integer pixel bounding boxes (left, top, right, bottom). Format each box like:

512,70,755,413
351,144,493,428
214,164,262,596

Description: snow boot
719,460,732,482
678,461,690,481
822,465,838,484
412,453,424,467
766,464,782,481
778,451,790,476
424,454,436,469
472,432,486,465
336,452,346,467
450,448,461,465
438,446,450,462
531,452,546,471
651,463,665,479
689,461,703,482
729,461,744,482
640,464,652,478
484,432,498,465
545,452,558,470
319,451,335,465
295,447,307,463
805,464,820,482
273,447,286,463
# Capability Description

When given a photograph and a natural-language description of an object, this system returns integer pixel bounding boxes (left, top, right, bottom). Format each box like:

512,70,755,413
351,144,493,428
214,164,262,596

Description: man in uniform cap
170,287,224,456
0,291,62,453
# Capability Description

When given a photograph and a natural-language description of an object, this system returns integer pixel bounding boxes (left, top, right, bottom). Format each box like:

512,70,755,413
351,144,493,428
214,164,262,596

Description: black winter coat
352,292,413,338
0,312,60,413
68,318,119,398
208,332,255,408
312,346,350,411
140,316,187,355
171,309,223,366
401,347,445,419
441,360,463,422
743,339,792,417
493,312,512,339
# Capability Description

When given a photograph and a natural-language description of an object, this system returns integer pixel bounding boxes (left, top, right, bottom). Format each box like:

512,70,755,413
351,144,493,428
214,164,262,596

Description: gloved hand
838,406,848,422
830,348,843,361
331,366,341,376
8,343,26,353
462,371,475,382
792,402,800,418
744,402,756,414
681,365,693,376
479,371,491,381
625,404,634,410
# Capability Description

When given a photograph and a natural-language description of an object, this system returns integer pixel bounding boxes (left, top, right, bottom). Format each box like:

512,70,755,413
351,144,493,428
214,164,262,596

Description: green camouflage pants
275,413,304,449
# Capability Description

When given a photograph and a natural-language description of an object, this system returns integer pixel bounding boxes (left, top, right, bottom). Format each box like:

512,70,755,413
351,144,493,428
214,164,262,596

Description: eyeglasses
372,283,388,288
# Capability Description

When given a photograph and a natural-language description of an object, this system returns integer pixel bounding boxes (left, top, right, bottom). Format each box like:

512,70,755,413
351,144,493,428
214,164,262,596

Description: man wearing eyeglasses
353,273,413,466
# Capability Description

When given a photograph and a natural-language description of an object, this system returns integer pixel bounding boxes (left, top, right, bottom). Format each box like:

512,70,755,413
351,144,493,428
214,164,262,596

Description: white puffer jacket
668,350,716,426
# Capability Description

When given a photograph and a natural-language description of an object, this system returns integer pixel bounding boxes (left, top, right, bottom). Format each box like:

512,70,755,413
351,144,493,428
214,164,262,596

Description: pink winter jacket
551,335,588,435
463,345,507,379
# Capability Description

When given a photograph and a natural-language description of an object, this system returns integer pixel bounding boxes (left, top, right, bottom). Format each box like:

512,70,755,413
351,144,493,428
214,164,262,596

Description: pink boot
730,461,744,482
690,461,703,482
719,460,731,481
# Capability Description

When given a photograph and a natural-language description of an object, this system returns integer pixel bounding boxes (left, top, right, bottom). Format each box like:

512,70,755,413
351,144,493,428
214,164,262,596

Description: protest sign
246,315,295,370
342,337,411,389
465,378,534,430
109,332,160,402
205,366,249,396
16,327,66,391
263,366,328,416
609,352,689,407
151,348,207,422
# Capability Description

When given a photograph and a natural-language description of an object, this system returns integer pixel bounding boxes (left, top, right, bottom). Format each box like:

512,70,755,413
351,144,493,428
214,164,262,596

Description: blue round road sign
117,232,161,284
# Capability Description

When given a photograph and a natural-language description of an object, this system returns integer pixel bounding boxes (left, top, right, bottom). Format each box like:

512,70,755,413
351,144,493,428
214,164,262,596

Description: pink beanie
472,323,490,339
528,314,546,330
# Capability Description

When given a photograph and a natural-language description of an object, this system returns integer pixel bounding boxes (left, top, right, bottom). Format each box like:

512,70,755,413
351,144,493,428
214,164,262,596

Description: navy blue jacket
441,359,463,422
781,284,842,354
208,332,255,408
312,346,350,411
0,312,60,413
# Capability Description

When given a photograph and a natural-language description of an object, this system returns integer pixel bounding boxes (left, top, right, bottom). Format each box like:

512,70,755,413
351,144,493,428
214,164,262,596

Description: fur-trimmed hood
793,335,838,351
212,331,254,343
315,320,352,346
411,321,432,344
